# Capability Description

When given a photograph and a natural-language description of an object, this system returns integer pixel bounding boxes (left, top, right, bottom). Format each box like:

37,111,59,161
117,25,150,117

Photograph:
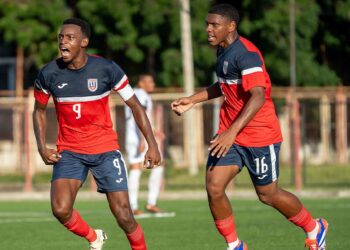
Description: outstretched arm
33,101,61,164
209,86,266,157
171,82,222,115
125,95,161,168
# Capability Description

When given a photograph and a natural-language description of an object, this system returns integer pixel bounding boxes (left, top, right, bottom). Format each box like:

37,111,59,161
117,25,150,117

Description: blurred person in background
171,4,327,250
33,18,160,250
125,74,165,215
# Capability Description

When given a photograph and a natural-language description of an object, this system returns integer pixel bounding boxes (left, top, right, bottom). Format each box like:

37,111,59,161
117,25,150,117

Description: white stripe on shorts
269,144,277,182
117,150,129,181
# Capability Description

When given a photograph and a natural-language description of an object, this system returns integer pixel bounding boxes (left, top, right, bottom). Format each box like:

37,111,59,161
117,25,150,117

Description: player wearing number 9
33,18,160,250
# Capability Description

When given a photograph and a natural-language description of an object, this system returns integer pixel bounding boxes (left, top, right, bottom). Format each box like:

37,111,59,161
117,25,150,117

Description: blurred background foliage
0,0,349,87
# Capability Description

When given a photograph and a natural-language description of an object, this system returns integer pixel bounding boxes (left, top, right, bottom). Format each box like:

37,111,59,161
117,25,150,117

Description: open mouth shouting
208,35,216,43
60,46,71,59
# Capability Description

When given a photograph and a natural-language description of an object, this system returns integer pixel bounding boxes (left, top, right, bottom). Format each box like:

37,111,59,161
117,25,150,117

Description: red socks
127,224,147,250
288,206,317,233
215,214,238,243
63,209,97,243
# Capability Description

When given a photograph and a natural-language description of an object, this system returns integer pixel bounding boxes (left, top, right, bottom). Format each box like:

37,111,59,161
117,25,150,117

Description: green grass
0,198,349,249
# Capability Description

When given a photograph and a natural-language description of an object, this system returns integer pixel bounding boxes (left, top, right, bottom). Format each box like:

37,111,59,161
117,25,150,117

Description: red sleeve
34,89,50,105
242,71,266,92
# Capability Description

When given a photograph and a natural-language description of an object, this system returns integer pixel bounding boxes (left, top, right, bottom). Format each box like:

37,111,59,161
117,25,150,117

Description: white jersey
125,88,153,145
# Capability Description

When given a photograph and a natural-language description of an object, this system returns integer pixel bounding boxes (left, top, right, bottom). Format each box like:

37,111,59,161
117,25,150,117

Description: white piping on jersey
118,84,134,101
242,67,263,75
55,90,110,102
113,74,128,90
217,76,242,85
35,81,50,95
269,144,277,182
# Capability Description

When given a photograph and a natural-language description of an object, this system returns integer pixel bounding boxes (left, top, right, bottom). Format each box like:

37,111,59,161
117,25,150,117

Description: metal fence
0,87,349,191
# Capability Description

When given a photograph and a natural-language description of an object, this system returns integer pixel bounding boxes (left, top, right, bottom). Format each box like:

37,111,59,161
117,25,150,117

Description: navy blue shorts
206,143,281,186
52,150,128,193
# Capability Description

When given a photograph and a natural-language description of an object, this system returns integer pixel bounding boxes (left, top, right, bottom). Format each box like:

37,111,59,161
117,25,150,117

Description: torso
216,36,283,147
34,55,129,154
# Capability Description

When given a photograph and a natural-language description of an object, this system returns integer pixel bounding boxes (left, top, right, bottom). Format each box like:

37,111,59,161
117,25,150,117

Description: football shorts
52,150,128,193
206,143,281,186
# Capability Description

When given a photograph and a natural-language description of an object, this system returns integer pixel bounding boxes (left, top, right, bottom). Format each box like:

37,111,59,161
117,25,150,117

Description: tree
315,0,350,84
76,0,214,87
239,0,340,86
0,0,347,88
0,0,72,68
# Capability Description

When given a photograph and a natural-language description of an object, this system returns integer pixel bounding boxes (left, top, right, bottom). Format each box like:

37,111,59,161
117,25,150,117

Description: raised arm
125,95,161,168
171,82,222,115
33,101,61,164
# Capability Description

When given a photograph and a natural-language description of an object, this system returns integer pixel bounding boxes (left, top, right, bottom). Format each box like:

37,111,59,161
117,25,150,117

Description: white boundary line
134,212,176,219
0,218,54,224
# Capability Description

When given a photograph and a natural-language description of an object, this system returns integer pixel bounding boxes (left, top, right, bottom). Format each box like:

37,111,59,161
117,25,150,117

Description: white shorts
125,143,146,164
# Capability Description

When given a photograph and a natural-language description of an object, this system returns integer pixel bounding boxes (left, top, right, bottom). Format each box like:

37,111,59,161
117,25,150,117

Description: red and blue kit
34,55,134,154
215,36,283,147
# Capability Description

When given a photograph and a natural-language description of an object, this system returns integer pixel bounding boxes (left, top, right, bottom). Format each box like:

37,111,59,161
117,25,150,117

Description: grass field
1,198,349,249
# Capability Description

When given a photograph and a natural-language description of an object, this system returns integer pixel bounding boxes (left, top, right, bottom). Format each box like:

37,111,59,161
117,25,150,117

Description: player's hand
171,97,194,116
39,147,62,165
143,143,161,169
208,129,237,158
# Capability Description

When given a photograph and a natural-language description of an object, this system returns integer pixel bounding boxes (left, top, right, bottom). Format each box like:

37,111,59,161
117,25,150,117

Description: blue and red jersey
34,55,134,154
216,36,283,147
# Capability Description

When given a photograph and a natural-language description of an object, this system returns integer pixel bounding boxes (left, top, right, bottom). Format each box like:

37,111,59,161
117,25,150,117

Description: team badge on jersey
223,61,229,75
87,78,98,92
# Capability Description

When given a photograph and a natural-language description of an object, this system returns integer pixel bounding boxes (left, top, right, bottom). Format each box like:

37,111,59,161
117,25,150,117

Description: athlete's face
139,76,155,93
206,14,236,48
58,24,88,63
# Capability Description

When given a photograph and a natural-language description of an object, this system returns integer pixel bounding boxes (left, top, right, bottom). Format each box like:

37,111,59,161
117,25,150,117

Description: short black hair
137,74,153,83
63,18,91,38
208,4,240,25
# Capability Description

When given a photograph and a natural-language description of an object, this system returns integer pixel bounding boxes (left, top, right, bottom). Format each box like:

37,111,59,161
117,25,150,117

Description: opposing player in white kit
125,74,165,215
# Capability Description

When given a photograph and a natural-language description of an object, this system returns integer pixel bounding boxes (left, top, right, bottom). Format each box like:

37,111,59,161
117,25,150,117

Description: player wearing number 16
33,18,160,250
171,4,327,250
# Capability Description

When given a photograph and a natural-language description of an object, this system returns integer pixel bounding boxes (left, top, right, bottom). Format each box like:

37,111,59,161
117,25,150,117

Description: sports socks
129,169,142,210
227,239,240,250
63,209,97,242
215,214,238,247
288,206,318,239
126,223,147,250
147,166,164,206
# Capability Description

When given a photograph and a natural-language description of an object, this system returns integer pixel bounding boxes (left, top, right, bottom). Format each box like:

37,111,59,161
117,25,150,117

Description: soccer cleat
89,229,107,250
145,204,163,213
133,209,144,215
227,240,248,250
305,218,328,250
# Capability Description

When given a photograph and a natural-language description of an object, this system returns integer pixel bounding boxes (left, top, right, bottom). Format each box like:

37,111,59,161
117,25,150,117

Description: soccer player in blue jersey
171,4,328,250
33,18,160,250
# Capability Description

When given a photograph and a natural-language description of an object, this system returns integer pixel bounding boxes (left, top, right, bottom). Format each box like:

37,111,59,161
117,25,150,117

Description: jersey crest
87,78,98,92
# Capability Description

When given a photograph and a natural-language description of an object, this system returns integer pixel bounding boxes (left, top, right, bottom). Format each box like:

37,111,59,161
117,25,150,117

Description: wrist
228,125,239,135
38,146,47,153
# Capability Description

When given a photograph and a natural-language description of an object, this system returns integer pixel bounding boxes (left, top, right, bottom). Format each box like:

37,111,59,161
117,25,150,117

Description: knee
257,192,274,206
257,189,280,206
206,180,225,202
51,204,72,222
